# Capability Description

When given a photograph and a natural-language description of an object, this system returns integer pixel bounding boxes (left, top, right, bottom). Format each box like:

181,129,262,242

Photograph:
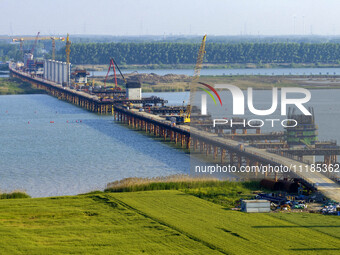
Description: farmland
0,190,339,254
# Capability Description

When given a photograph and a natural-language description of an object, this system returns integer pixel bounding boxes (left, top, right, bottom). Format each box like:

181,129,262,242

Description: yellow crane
182,34,207,123
11,34,65,60
65,33,71,86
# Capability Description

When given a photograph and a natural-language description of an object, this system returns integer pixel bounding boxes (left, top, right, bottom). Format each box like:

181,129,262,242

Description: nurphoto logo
199,84,312,128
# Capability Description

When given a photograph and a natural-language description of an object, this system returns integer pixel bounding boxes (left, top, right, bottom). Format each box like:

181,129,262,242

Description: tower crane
12,34,65,60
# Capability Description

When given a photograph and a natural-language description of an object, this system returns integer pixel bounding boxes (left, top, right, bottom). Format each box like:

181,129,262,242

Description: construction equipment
12,34,65,60
112,57,127,84
183,34,207,123
30,32,40,54
65,34,71,86
104,58,122,90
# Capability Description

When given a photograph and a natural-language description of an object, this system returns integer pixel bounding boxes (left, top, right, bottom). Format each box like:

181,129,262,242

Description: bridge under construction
7,32,340,202
9,63,340,202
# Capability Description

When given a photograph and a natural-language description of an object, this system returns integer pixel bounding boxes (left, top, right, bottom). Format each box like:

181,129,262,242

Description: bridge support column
186,136,190,149
213,146,217,160
221,148,226,164
230,153,234,165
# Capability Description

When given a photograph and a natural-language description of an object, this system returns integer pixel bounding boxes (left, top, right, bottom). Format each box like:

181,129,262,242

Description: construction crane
182,34,207,123
12,34,65,60
65,34,71,86
30,32,40,54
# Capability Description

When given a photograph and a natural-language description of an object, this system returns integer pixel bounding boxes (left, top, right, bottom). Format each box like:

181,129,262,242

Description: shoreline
75,63,340,71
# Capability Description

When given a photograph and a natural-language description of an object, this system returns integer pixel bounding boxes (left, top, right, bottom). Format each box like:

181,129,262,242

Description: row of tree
3,42,340,65
55,42,340,65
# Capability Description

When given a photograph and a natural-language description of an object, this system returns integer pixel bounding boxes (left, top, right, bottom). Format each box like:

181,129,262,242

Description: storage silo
56,61,60,83
58,62,63,84
43,60,47,79
62,62,70,86
51,61,55,82
55,60,59,83
47,60,51,80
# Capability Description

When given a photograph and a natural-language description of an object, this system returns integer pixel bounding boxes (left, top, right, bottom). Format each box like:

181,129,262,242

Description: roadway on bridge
131,108,340,202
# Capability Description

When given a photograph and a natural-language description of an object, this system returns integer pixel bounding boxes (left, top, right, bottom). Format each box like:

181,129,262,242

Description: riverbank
91,74,340,93
76,63,340,71
0,78,45,95
0,178,338,254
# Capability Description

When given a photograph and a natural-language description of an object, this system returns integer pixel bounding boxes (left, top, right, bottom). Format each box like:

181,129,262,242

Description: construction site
7,33,340,205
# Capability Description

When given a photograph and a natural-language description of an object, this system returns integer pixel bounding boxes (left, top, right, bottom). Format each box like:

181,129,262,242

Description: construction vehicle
12,33,65,60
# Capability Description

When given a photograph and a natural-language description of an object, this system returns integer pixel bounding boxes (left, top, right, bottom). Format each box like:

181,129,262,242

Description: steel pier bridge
10,65,340,202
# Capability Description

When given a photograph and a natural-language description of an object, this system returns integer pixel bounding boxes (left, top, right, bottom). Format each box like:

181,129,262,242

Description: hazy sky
2,0,340,36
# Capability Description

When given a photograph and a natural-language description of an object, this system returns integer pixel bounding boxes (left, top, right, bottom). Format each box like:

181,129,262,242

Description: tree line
55,42,340,65
3,42,340,65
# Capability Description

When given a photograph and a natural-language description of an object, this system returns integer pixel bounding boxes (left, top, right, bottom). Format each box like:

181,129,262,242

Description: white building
126,81,142,100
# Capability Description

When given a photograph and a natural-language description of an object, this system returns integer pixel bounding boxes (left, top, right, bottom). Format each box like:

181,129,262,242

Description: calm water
92,67,340,77
1,89,339,197
0,94,190,197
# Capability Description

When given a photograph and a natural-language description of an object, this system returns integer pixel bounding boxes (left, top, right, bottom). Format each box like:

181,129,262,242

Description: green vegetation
56,42,340,66
0,43,21,62
105,175,262,208
0,190,339,254
0,78,45,95
0,192,30,199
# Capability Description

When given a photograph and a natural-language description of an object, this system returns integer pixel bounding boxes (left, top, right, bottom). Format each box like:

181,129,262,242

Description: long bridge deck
10,65,340,202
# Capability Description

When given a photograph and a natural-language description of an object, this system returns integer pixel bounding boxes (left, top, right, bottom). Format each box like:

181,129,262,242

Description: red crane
104,57,124,90
30,32,40,54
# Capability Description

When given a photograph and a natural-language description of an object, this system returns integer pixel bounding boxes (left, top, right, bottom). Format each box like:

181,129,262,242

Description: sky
1,0,340,36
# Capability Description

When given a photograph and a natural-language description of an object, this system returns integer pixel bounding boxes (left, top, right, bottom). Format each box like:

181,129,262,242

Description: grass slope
111,191,340,255
106,176,263,209
0,78,45,95
0,191,339,254
0,195,215,255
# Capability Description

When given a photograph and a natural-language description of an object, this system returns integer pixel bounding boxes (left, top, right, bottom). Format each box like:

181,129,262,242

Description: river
0,94,190,197
91,67,340,76
2,68,340,78
0,89,339,197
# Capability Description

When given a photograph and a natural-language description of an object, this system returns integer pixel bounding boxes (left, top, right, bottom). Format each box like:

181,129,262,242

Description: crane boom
111,57,127,84
185,34,207,122
104,58,120,90
65,34,71,86
30,32,40,54
12,34,65,60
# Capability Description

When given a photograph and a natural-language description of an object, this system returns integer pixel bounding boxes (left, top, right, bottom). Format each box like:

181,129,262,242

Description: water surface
0,94,189,197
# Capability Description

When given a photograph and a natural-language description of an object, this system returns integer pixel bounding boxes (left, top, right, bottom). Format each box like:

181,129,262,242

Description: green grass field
0,190,339,254
0,78,45,95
